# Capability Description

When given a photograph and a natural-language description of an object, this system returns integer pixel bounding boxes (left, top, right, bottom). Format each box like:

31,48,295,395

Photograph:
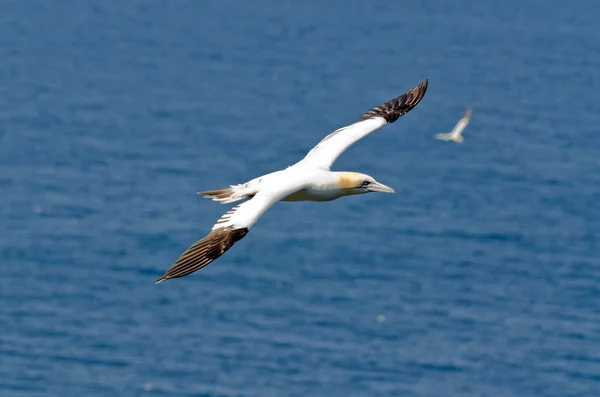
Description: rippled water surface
2,1,600,396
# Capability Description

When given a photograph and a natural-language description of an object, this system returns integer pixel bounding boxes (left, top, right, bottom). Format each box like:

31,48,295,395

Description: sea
1,1,600,396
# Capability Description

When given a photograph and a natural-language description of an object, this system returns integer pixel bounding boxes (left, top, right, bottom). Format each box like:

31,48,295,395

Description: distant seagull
156,80,428,283
434,107,472,143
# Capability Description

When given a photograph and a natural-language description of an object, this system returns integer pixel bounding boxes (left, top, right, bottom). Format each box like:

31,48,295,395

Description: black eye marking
361,180,370,187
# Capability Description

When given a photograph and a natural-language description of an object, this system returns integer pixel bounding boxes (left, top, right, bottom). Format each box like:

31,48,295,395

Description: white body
435,107,472,144
210,118,391,231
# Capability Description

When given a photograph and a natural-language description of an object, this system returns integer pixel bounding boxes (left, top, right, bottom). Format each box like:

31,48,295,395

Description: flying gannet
434,107,472,143
156,79,428,284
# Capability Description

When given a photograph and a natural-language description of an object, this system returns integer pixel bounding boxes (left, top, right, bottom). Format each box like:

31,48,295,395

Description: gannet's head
338,172,395,196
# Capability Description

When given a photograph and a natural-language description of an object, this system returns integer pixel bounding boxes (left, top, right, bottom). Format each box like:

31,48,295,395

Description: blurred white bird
434,107,472,143
156,79,428,283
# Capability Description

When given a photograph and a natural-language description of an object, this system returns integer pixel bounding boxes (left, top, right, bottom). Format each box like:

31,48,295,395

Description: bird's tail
434,133,452,141
198,185,255,204
434,133,463,143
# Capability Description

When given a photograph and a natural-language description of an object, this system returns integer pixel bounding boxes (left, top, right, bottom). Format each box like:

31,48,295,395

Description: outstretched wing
450,107,472,138
297,79,428,170
156,182,306,283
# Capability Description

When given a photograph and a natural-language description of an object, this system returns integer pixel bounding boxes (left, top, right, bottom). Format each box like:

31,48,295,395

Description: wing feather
297,79,428,169
156,179,307,283
450,107,472,138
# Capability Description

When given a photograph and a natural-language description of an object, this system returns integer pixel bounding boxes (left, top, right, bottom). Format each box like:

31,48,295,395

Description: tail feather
434,133,463,144
434,133,452,141
198,185,255,204
199,187,234,199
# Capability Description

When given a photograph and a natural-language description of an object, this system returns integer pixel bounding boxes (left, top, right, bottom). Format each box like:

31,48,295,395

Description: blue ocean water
1,0,600,395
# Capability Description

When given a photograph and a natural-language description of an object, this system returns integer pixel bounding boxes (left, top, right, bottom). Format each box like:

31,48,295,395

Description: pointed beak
367,181,395,193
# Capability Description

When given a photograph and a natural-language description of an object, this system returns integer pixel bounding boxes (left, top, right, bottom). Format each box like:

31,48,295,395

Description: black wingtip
358,78,428,123
155,227,250,284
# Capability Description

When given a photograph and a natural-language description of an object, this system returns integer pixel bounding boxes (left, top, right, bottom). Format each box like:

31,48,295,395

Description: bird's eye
361,180,370,187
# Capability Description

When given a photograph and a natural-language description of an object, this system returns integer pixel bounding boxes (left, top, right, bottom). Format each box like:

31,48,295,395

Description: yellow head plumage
337,172,367,189
335,172,395,195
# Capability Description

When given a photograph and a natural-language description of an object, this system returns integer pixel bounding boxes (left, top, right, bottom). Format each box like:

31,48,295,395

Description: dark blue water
2,1,600,396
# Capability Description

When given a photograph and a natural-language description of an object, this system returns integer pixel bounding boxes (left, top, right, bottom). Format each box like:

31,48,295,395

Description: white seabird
156,79,428,283
434,107,472,143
